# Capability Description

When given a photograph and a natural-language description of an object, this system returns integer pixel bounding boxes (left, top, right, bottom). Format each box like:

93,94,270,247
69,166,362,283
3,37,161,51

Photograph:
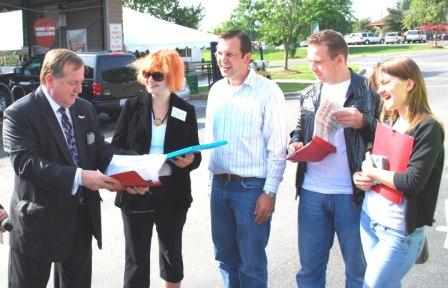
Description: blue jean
296,188,366,288
360,211,425,288
211,175,270,288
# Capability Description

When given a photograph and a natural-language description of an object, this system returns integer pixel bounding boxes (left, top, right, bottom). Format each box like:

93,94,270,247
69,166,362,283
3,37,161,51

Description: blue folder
165,140,228,159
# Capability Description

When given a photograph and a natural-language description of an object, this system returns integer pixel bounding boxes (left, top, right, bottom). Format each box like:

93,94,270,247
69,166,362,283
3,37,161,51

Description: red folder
110,171,162,188
287,136,336,162
371,123,414,203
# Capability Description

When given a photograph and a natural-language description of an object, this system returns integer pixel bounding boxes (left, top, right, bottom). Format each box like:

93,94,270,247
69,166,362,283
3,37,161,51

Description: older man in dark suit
2,49,123,288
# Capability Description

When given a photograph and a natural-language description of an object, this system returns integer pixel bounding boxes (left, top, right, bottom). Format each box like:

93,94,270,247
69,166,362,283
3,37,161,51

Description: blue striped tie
58,107,80,166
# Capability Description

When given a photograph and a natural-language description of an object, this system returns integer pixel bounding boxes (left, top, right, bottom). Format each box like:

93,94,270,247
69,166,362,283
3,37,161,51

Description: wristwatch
264,191,276,199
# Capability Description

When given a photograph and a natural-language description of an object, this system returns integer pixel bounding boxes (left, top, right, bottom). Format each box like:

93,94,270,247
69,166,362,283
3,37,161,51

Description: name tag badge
171,107,187,122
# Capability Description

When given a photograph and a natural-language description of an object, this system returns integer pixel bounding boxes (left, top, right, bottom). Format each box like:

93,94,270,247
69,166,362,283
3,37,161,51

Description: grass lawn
268,64,360,80
196,43,438,95
277,82,311,92
202,43,438,62
196,81,310,95
347,43,437,56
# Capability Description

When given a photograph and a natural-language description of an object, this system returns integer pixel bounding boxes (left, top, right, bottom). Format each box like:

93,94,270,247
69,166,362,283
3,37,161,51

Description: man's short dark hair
40,49,84,84
308,30,348,61
219,29,252,55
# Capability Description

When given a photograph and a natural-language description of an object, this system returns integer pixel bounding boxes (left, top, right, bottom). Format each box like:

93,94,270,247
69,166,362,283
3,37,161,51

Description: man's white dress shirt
205,70,287,194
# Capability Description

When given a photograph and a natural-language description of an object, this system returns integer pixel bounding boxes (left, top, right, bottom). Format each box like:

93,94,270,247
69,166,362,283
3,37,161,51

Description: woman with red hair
112,49,201,288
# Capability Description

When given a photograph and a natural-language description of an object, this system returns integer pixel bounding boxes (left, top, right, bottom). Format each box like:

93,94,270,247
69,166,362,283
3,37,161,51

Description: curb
284,91,300,99
189,93,208,100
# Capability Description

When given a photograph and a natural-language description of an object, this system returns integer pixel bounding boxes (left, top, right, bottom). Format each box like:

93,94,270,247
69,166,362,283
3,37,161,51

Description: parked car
0,51,144,119
249,60,272,79
275,44,285,50
385,32,405,44
344,33,356,45
299,40,308,47
405,30,427,43
350,32,384,45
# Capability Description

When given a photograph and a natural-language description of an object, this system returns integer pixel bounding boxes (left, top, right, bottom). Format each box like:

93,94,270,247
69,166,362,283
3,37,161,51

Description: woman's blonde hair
133,49,185,92
369,57,441,132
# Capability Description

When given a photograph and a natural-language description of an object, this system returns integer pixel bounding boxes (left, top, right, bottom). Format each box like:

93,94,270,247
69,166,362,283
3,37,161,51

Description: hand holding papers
287,100,339,162
106,140,228,187
287,136,337,162
106,154,166,187
315,100,343,143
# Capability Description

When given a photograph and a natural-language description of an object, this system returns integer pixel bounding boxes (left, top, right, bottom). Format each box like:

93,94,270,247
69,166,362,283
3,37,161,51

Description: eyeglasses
143,71,165,82
214,51,242,58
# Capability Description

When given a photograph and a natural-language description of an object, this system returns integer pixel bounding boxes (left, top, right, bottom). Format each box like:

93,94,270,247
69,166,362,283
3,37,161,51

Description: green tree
168,2,204,29
258,0,352,69
404,0,448,28
214,0,352,69
404,0,448,45
352,18,375,32
212,0,262,40
309,0,353,34
257,0,307,69
123,0,204,29
383,8,405,32
399,0,412,11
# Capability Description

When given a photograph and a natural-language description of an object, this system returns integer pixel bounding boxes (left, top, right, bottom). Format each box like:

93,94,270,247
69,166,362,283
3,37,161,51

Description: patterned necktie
58,107,80,166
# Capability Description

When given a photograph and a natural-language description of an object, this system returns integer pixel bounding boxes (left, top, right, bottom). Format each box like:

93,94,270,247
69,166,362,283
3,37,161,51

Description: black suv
0,51,143,119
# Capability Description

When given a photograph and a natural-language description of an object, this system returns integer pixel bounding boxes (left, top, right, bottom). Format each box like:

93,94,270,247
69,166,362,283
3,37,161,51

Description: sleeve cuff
71,168,83,195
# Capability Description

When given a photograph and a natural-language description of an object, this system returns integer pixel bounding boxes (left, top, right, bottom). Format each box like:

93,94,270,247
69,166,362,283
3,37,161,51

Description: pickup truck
1,51,143,119
350,32,384,45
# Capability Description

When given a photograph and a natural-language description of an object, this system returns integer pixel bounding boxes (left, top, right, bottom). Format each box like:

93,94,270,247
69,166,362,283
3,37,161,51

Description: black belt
217,173,255,181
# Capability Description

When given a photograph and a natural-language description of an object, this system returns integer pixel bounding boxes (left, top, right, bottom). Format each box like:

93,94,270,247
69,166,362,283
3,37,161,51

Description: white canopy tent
122,7,218,61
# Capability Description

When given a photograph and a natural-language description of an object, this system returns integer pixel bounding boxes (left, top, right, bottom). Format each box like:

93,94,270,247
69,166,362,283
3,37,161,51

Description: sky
0,0,399,51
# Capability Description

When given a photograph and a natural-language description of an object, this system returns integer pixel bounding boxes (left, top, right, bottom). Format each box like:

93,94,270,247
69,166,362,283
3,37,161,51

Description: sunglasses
143,71,165,82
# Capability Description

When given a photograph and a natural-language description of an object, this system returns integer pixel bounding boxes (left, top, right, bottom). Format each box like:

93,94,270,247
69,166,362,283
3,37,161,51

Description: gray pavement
1,51,447,287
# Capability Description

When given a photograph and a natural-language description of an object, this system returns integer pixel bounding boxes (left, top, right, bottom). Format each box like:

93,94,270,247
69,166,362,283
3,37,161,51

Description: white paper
106,154,166,181
314,99,344,145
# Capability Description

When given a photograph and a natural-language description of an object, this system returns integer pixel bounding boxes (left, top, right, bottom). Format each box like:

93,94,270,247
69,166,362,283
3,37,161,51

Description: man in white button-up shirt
205,29,287,288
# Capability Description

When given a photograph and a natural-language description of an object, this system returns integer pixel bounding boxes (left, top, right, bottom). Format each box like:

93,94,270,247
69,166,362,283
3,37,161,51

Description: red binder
287,136,336,162
371,123,414,203
110,171,162,188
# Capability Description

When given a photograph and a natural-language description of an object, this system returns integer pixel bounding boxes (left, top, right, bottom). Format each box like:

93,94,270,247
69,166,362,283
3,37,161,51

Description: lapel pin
78,115,85,119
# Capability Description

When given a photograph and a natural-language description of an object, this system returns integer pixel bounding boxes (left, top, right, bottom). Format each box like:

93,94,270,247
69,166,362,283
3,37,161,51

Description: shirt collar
41,85,66,114
224,69,256,89
244,69,257,88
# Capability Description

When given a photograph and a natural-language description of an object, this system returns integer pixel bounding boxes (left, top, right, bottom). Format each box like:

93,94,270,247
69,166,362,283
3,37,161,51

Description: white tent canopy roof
123,7,218,52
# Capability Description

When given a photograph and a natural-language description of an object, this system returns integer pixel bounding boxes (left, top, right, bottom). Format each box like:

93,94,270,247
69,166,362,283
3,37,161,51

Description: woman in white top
353,57,444,288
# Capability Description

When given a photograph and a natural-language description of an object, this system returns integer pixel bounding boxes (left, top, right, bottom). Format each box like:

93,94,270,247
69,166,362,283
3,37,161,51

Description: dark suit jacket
112,92,201,210
2,87,114,261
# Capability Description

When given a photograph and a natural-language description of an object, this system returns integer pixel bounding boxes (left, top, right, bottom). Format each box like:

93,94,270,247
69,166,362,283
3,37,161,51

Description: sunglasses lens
144,71,164,82
152,72,164,82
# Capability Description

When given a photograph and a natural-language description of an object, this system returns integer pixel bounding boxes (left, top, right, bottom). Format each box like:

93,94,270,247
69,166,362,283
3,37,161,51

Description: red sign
34,18,56,47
